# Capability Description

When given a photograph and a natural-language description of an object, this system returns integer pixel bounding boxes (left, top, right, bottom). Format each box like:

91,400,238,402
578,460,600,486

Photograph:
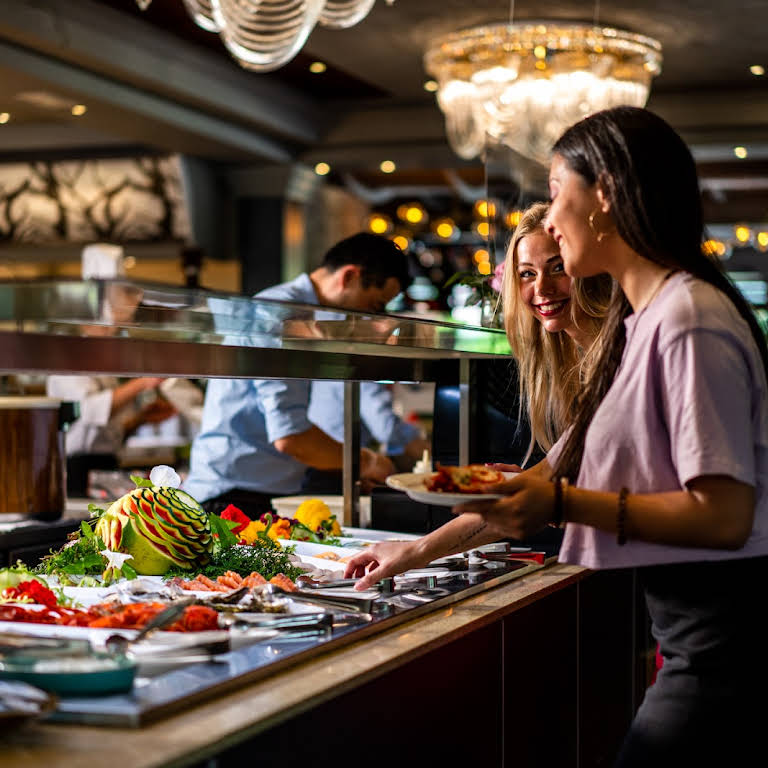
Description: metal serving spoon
103,597,197,655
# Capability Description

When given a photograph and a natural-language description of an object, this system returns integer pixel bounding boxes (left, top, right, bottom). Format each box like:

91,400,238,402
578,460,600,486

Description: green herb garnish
165,538,303,582
35,520,107,580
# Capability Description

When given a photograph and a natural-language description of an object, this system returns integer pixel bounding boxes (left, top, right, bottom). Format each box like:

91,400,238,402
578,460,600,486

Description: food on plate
314,552,341,561
312,551,357,564
0,562,40,591
0,601,219,631
96,485,213,577
0,579,59,609
171,571,297,593
88,603,219,632
34,467,304,587
269,573,298,592
165,538,305,584
426,464,505,494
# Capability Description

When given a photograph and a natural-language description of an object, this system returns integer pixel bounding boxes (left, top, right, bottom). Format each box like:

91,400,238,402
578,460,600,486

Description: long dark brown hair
551,106,768,482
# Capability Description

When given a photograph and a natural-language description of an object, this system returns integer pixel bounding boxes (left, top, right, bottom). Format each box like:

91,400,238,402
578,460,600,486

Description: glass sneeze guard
0,279,511,381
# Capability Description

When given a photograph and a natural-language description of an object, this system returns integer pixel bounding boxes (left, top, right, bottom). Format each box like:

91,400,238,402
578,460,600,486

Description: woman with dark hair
471,107,768,764
347,107,768,765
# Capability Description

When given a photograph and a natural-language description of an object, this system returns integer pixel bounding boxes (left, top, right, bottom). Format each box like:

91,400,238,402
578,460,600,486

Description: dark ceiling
0,0,767,232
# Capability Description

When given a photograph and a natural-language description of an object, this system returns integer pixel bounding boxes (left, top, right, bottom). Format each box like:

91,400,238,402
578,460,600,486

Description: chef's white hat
81,243,125,280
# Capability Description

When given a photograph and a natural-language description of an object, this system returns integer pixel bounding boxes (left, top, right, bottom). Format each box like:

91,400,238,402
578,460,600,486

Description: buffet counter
0,561,644,768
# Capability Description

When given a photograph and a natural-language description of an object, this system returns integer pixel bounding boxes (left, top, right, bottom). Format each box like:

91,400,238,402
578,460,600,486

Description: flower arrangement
446,261,505,328
220,499,343,546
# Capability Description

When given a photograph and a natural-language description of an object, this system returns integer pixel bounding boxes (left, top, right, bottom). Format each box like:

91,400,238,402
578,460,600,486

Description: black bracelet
617,487,630,546
550,476,564,528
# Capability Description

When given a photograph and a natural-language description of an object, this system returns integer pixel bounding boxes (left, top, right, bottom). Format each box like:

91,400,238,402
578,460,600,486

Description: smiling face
516,230,575,334
545,153,607,278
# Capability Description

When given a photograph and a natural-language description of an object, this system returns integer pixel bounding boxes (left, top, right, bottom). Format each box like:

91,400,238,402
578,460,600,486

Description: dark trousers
614,554,768,767
201,488,284,520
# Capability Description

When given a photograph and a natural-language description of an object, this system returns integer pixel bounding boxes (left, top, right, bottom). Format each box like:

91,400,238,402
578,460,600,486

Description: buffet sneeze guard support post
343,380,361,528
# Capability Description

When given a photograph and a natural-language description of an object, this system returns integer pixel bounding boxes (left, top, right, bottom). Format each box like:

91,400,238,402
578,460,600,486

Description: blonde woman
345,203,613,589
501,201,612,463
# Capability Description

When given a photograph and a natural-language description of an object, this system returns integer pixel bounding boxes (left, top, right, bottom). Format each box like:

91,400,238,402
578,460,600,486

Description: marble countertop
0,562,587,767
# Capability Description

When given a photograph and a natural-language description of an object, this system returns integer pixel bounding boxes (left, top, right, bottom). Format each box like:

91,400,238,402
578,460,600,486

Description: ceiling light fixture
309,61,327,74
314,162,331,175
379,160,396,173
750,65,765,76
153,0,378,72
424,21,663,163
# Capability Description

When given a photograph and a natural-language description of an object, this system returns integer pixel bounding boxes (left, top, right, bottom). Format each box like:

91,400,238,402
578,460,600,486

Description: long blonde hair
502,202,612,463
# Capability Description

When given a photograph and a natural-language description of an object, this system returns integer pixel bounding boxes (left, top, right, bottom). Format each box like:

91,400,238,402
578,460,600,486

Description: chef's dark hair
551,106,768,482
322,233,410,291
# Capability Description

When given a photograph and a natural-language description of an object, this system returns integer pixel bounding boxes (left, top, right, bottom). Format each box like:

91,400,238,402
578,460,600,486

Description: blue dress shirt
184,274,419,501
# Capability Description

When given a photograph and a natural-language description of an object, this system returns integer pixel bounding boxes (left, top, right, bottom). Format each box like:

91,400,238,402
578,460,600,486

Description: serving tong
254,583,379,615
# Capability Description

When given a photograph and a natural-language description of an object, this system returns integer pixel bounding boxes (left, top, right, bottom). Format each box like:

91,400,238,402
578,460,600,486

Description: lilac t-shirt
552,272,768,569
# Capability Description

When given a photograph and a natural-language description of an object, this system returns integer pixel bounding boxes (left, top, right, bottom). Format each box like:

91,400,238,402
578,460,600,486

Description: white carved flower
100,550,134,570
149,465,181,488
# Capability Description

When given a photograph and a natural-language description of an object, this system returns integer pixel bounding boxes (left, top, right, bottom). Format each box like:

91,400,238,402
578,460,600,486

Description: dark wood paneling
213,623,504,767
503,584,578,767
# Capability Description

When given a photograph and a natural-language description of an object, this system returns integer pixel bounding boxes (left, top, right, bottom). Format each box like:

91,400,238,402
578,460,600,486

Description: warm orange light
309,61,327,74
477,261,492,275
314,162,331,176
474,199,497,219
473,249,490,263
435,219,456,239
405,205,425,224
506,210,522,228
734,225,751,243
423,79,439,92
0,112,9,124
702,239,726,257
475,221,490,238
71,104,87,116
757,232,768,249
380,160,396,173
369,214,391,234
392,235,410,251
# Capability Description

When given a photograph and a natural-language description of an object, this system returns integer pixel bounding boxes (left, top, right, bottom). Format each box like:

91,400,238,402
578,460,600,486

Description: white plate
385,471,516,507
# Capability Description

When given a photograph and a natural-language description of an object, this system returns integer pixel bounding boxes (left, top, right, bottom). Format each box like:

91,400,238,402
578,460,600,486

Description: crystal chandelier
424,22,663,163
141,0,378,72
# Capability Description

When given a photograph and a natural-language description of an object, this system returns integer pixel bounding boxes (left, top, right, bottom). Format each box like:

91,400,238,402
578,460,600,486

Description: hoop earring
588,209,609,243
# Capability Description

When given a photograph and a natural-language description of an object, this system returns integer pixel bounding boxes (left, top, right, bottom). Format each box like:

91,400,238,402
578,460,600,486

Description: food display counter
0,279,645,766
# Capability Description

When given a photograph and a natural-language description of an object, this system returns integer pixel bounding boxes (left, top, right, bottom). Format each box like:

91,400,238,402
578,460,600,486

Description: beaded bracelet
549,476,569,528
617,487,630,546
